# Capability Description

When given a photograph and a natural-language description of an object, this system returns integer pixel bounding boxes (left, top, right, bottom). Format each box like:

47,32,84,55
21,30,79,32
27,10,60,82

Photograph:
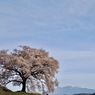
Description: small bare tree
0,46,59,93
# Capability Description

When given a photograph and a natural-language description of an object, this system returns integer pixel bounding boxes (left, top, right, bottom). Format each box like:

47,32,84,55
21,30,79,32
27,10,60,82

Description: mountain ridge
50,86,95,95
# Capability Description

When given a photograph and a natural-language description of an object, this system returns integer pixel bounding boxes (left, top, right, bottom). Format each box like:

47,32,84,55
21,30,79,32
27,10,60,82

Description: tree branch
5,80,23,85
9,68,23,79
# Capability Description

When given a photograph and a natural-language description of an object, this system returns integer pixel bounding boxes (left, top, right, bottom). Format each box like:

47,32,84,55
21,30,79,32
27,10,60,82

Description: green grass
0,86,41,95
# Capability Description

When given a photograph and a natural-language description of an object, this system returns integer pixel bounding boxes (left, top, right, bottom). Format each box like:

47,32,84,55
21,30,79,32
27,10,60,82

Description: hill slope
0,86,41,95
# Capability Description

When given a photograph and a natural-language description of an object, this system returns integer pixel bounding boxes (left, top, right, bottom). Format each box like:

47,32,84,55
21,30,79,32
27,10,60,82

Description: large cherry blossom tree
0,46,59,93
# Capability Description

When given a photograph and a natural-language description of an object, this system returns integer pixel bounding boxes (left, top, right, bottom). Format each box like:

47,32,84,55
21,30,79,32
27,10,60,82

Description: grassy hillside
0,86,41,95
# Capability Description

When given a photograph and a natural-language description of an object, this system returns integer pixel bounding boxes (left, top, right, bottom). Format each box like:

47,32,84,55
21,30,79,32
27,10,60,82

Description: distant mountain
50,86,95,95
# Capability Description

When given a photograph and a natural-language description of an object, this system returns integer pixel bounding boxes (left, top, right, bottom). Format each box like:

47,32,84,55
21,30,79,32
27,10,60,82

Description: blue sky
0,0,95,90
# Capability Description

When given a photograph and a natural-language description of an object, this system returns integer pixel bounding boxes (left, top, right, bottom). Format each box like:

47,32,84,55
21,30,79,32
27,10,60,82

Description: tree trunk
21,79,26,92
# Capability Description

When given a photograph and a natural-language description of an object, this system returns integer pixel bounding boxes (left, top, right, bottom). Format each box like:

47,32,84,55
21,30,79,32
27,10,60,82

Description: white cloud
59,73,95,89
49,49,95,61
